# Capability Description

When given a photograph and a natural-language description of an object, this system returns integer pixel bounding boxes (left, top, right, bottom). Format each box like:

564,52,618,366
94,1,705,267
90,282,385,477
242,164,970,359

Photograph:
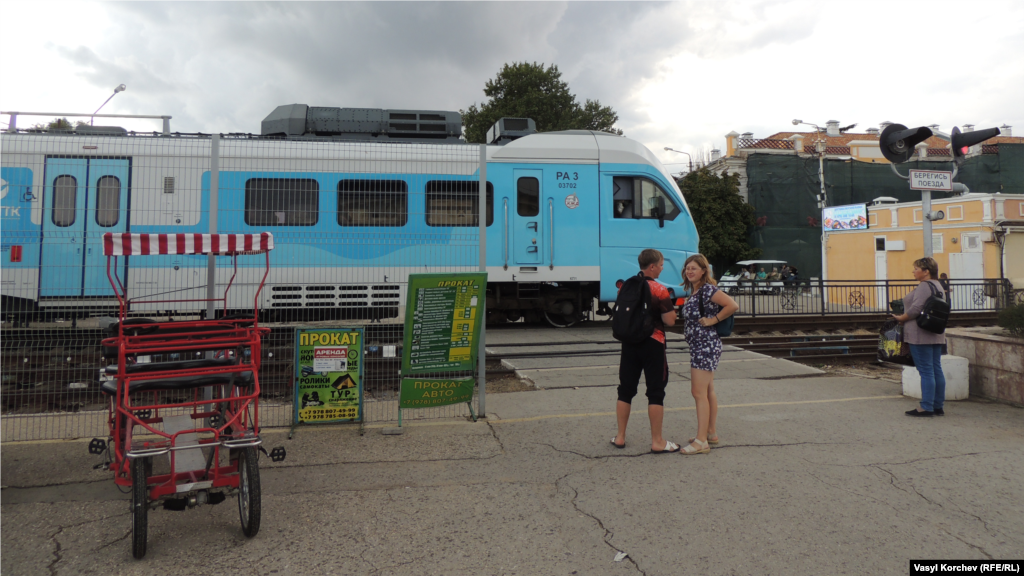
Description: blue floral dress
683,283,723,371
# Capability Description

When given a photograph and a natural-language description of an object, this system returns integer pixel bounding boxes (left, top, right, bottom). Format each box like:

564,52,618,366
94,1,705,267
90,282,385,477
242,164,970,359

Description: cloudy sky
2,1,1022,172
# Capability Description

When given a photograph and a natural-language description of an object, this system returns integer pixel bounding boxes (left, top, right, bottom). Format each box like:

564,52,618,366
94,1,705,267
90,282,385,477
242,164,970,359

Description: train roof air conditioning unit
261,104,462,142
487,117,537,145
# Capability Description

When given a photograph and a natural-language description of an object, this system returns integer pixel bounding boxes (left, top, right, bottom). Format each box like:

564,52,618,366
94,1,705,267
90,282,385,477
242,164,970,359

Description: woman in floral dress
681,255,739,454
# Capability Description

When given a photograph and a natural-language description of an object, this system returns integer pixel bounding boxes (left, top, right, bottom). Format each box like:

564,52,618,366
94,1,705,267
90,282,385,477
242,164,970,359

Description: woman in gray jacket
892,257,947,417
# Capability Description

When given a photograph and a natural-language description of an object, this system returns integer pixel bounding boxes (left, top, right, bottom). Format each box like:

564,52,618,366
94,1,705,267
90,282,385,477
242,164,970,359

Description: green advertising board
293,328,363,424
401,272,487,375
400,377,475,409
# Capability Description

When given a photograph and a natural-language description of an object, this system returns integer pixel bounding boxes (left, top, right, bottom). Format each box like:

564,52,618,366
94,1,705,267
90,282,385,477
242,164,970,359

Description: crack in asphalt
486,420,506,453
556,469,647,576
95,528,131,552
46,526,63,576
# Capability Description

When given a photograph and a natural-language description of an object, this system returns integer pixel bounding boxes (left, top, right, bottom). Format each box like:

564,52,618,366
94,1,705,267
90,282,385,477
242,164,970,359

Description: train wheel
237,447,262,538
543,307,580,328
130,457,149,559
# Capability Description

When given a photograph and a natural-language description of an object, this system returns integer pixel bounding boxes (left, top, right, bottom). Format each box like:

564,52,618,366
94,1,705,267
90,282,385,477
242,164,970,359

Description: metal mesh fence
2,130,484,441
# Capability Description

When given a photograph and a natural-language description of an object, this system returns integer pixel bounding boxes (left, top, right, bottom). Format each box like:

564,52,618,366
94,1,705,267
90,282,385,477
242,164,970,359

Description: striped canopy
102,233,274,256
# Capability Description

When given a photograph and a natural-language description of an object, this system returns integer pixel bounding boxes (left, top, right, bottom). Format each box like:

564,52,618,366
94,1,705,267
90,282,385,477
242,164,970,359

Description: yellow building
825,193,1024,308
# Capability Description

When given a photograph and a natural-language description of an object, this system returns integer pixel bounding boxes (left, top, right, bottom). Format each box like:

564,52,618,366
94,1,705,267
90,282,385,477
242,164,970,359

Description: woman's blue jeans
910,344,946,411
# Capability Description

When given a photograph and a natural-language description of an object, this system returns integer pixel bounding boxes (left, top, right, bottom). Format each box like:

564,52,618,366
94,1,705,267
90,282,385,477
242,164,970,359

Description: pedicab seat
100,371,254,396
103,357,238,375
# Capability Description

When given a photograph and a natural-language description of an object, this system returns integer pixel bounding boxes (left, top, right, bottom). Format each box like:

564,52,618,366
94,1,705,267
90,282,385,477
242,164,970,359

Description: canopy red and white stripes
102,233,274,256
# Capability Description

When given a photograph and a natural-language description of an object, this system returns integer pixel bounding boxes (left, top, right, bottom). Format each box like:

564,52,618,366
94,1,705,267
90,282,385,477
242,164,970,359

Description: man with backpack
611,249,680,453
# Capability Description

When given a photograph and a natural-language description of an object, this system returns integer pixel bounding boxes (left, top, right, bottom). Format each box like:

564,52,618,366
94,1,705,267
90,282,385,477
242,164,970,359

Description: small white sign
313,347,348,372
565,194,579,209
909,170,953,191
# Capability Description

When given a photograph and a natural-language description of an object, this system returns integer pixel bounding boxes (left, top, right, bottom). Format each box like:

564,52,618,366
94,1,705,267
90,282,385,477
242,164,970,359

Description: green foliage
461,62,622,143
30,118,88,131
677,168,762,276
997,302,1024,337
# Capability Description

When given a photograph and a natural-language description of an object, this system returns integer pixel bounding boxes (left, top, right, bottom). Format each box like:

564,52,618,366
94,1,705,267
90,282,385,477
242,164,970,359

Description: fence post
206,134,220,320
820,277,826,316
750,285,756,317
477,144,487,419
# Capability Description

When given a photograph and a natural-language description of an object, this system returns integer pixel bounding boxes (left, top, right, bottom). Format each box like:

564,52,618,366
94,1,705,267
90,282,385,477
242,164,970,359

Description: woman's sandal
688,435,719,445
681,439,710,455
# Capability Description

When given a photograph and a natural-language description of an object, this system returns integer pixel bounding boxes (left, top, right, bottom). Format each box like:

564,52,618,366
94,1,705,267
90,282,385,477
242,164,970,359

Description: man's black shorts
617,338,668,406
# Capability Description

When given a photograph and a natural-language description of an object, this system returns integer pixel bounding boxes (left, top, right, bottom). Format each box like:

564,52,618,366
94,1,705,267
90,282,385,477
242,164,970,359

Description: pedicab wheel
237,447,262,538
130,457,149,559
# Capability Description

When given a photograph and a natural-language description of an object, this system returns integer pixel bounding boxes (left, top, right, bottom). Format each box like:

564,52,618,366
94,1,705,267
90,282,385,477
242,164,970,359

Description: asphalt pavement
2,325,1023,575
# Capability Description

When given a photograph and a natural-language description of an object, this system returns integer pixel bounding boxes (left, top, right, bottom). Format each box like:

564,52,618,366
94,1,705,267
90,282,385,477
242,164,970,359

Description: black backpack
916,281,950,334
612,272,656,344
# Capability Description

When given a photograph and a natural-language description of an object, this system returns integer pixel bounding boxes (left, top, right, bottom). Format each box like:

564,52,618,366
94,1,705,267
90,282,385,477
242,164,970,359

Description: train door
40,157,130,298
512,169,544,265
82,159,130,296
40,158,88,297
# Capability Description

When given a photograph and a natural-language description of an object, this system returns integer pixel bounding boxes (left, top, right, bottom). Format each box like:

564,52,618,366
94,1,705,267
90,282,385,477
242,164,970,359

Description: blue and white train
0,105,699,326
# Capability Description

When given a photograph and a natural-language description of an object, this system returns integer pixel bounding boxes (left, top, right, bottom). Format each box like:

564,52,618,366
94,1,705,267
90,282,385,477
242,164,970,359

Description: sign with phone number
293,328,364,424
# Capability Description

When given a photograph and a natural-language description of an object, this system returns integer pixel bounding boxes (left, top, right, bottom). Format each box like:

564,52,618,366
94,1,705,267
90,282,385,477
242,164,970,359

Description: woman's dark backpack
612,272,656,344
916,281,950,334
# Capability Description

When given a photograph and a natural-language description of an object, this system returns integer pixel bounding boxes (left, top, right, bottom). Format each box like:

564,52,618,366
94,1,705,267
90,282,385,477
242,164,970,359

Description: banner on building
823,203,869,231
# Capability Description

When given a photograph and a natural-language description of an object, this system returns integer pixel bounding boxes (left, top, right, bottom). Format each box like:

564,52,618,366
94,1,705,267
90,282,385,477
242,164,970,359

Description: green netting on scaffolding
999,144,1024,194
744,152,1014,277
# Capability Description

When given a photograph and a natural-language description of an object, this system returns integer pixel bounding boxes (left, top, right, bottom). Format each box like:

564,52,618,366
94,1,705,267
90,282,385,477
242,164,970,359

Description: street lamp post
663,147,693,173
792,119,830,288
91,84,126,125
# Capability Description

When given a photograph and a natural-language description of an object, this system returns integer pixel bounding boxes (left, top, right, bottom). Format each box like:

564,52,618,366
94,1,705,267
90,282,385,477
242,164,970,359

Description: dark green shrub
997,302,1024,337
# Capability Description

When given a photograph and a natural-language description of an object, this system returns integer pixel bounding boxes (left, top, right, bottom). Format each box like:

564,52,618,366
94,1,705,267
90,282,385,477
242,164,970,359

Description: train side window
95,176,120,227
517,177,539,217
612,176,680,221
612,177,634,218
425,181,494,227
244,178,319,226
52,175,77,227
338,180,408,227
637,179,680,220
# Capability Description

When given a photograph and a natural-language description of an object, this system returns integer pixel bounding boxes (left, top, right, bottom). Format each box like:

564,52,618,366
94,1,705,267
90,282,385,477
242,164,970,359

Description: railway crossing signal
879,124,933,164
950,126,1001,166
881,122,1000,258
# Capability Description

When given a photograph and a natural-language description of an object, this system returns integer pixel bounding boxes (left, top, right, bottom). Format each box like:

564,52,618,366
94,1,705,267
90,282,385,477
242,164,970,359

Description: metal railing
720,278,1013,317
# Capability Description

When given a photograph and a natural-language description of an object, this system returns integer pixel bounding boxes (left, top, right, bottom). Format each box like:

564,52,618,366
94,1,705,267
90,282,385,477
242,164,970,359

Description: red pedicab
90,232,285,559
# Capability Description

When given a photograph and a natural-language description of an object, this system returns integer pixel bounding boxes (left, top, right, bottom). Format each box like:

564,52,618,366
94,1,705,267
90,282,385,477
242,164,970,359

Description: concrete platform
488,325,823,389
3,322,1022,575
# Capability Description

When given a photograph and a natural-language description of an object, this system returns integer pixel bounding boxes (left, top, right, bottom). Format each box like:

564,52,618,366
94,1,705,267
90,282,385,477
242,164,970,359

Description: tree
30,118,88,131
677,168,762,276
461,62,622,143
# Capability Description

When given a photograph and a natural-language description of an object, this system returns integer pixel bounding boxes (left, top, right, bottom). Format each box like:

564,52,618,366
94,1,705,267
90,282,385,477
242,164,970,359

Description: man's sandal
681,439,710,455
688,435,719,445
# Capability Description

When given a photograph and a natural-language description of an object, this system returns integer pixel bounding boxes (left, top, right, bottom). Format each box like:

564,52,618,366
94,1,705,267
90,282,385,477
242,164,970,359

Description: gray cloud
42,0,1019,152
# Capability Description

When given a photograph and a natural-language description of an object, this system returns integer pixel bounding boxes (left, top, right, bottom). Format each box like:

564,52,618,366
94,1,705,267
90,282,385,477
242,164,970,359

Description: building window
95,176,120,227
244,178,319,226
875,237,886,252
425,181,494,227
932,233,943,254
517,177,539,217
612,176,680,220
52,175,76,227
338,180,408,227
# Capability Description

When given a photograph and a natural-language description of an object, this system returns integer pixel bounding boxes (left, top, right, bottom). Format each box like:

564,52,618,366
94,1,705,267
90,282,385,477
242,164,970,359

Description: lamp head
114,84,126,93
664,147,671,151
792,119,801,125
